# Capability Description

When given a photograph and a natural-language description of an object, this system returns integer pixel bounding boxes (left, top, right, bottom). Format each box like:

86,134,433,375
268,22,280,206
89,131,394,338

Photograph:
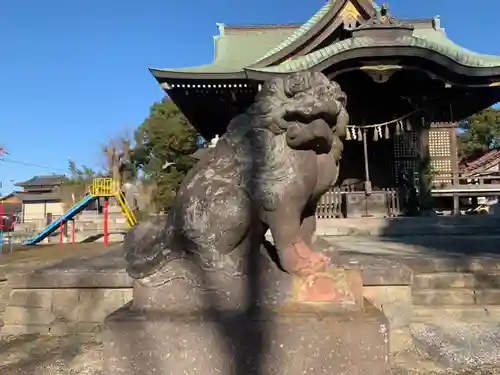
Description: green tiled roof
412,28,500,65
250,1,334,64
247,28,500,74
151,0,500,78
152,26,298,74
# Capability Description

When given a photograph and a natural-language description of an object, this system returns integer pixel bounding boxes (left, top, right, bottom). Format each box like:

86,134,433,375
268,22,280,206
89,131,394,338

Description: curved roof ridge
246,33,500,74
223,23,301,31
251,0,334,65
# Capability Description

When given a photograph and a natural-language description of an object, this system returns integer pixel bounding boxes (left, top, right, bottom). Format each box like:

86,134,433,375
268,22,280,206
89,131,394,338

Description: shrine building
149,0,500,215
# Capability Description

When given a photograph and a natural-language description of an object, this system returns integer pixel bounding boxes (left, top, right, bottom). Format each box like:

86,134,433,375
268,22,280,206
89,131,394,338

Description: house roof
460,148,500,174
150,0,500,82
16,190,62,202
15,175,65,188
0,192,17,201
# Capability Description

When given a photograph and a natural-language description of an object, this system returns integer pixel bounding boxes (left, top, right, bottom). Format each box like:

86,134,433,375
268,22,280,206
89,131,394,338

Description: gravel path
1,333,499,375
0,334,103,375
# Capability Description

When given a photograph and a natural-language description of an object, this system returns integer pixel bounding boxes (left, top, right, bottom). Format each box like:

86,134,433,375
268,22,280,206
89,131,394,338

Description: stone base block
104,301,390,375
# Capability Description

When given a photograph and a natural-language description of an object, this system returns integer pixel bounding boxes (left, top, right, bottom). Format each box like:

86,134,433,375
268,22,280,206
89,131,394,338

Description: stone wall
1,282,413,353
0,247,415,354
363,285,413,352
2,288,132,335
338,252,414,353
0,248,133,335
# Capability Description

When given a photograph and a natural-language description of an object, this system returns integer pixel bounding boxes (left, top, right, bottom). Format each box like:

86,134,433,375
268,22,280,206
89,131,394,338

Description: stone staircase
412,272,500,326
406,258,500,369
410,259,500,319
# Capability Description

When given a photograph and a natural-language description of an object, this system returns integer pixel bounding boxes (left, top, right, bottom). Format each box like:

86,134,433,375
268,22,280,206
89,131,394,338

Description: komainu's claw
280,239,331,277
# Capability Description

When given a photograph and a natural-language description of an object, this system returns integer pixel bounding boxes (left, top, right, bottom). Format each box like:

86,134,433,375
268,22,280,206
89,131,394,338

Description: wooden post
59,219,63,247
104,197,109,245
450,125,460,216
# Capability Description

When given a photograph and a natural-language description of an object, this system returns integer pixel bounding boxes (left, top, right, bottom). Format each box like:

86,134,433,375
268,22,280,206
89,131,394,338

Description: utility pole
0,146,8,195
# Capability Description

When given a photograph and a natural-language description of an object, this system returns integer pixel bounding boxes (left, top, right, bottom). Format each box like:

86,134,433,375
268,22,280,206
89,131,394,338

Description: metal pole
452,194,460,216
362,128,372,195
361,127,373,217
9,210,13,253
104,197,109,245
59,219,63,247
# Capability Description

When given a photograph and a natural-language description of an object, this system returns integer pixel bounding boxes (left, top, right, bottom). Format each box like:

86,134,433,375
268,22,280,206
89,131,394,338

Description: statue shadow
169,220,282,375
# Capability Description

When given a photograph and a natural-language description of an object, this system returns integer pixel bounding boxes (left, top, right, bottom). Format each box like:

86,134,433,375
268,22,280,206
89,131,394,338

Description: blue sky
1,0,499,195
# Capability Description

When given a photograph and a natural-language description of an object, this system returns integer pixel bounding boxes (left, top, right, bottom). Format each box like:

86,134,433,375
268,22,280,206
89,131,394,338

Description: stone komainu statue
124,71,349,283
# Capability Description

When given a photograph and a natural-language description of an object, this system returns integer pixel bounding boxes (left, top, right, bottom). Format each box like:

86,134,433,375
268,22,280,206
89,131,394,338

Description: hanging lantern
384,125,390,139
373,127,379,141
358,128,363,141
395,121,401,135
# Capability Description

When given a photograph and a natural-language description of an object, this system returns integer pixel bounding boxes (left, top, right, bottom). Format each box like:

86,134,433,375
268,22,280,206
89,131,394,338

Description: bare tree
102,131,136,188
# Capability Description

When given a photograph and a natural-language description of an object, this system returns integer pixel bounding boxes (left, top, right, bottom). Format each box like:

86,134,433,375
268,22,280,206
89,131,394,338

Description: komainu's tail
124,215,173,279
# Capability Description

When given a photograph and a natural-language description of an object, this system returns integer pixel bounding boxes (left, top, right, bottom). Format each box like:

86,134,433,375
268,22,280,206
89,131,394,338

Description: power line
0,157,67,172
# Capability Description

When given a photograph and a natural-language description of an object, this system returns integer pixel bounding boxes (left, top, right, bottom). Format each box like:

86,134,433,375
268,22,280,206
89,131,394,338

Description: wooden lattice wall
393,131,420,183
428,122,459,185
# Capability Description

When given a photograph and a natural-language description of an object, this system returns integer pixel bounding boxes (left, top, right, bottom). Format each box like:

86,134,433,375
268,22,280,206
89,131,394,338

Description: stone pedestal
105,301,389,375
103,255,390,375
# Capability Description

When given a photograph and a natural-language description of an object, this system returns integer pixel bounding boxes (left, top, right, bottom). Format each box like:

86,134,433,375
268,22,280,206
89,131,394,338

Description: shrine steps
316,215,500,237
407,254,500,307
408,268,500,369
412,269,500,313
412,285,500,306
413,305,500,321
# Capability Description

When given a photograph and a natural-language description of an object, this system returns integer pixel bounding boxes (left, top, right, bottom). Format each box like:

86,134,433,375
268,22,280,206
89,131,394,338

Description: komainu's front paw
280,239,330,277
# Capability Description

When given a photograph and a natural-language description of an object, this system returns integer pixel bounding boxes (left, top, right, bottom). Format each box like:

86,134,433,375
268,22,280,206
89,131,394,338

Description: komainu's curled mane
125,71,349,282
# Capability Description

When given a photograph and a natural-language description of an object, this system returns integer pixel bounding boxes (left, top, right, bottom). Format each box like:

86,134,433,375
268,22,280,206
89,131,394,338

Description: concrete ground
327,235,500,257
1,237,500,374
330,235,500,375
0,243,121,279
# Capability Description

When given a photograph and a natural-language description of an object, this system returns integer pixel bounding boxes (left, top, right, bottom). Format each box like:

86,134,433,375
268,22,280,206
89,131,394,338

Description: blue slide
23,194,97,245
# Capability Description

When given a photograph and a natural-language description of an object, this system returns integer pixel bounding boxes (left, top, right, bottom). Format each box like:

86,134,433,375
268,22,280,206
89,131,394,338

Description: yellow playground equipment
89,178,137,228
23,177,137,245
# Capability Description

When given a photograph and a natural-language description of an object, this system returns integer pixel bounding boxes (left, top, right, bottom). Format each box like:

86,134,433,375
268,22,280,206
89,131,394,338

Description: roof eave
149,68,247,82
223,23,302,31
245,45,500,81
314,45,500,78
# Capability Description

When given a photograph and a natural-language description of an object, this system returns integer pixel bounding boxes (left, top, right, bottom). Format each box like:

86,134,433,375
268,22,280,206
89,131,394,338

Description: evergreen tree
458,107,500,160
132,98,198,211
